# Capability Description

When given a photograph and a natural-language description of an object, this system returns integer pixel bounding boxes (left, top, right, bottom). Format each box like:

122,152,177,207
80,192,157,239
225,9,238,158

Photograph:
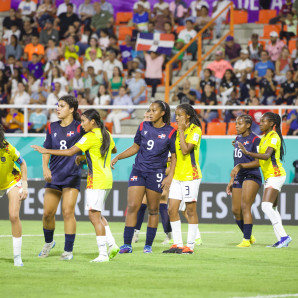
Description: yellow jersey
174,123,202,181
0,142,22,190
259,131,286,180
75,128,115,189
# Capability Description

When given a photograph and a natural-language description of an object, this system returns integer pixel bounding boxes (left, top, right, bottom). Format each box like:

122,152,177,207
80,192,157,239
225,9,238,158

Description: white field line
0,231,235,238
232,294,298,298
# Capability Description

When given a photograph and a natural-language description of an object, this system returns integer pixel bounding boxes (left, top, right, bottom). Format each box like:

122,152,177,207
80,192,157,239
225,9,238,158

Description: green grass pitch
0,220,297,298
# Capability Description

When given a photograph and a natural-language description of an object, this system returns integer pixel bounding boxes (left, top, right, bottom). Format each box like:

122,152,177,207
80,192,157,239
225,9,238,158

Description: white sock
96,236,108,256
134,229,140,235
272,206,282,241
261,202,287,239
195,227,201,239
187,224,198,250
13,237,22,257
105,226,115,247
170,220,183,248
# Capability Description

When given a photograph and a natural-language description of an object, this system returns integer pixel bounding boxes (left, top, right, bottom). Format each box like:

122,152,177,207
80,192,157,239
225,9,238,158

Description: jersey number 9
234,148,242,158
147,140,154,150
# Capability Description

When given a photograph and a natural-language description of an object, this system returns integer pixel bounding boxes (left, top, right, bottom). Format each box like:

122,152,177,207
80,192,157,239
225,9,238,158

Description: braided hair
59,95,81,122
237,114,253,131
153,100,171,125
177,103,202,129
0,124,8,149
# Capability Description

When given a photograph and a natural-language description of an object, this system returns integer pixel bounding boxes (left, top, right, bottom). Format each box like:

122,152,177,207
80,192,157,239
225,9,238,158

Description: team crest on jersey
243,141,249,145
67,131,75,137
158,134,166,139
1,157,6,162
130,176,138,181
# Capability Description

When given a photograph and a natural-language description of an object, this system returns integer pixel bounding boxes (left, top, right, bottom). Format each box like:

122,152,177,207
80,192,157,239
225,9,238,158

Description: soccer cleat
162,233,172,245
38,240,56,258
162,245,183,254
90,255,109,263
277,235,292,248
119,244,133,254
60,251,73,261
266,241,280,248
250,235,256,244
14,255,24,267
182,246,194,254
237,239,251,248
195,238,202,246
143,245,152,253
132,230,139,243
108,244,120,260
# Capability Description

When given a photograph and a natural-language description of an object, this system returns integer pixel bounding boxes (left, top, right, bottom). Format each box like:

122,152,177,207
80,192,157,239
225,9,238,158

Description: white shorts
169,179,201,203
0,181,22,198
264,176,286,192
85,189,110,212
179,200,186,212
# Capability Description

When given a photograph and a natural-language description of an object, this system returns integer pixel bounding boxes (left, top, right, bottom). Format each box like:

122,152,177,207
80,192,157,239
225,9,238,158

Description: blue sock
43,228,54,243
235,220,244,232
64,234,76,252
159,203,171,233
243,224,253,240
124,226,135,245
145,227,157,246
135,204,147,230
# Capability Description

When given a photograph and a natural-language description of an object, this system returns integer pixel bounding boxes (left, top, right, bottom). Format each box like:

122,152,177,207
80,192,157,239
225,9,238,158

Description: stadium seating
261,25,281,39
105,122,113,133
227,122,237,135
118,27,133,41
256,10,277,24
115,12,133,26
206,122,226,135
282,122,290,135
233,10,248,24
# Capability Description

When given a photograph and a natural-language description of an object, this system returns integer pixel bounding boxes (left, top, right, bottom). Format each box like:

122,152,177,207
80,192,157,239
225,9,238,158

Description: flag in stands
136,33,175,55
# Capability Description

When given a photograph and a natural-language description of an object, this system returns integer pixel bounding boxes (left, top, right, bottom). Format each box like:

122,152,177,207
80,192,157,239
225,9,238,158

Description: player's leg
60,187,79,260
8,185,23,266
231,186,244,234
39,188,61,258
132,194,147,243
159,188,172,244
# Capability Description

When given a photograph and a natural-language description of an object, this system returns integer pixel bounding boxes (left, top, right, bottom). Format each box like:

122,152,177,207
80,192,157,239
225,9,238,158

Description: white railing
0,104,295,137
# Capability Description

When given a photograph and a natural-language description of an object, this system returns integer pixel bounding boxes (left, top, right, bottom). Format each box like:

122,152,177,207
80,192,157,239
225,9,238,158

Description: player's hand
111,157,118,169
226,182,233,196
31,145,47,154
43,167,52,183
19,181,28,200
75,155,84,166
177,118,188,132
237,142,248,155
232,139,236,147
230,164,241,179
161,176,172,191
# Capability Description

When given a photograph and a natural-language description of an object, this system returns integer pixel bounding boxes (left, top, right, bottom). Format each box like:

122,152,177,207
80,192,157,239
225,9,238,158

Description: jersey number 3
234,148,242,158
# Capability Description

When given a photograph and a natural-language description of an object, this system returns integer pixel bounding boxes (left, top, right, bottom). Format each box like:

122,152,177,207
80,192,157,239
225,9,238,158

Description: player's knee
127,203,139,214
261,202,272,214
43,210,55,222
148,207,158,216
9,213,19,224
231,206,241,218
62,208,75,221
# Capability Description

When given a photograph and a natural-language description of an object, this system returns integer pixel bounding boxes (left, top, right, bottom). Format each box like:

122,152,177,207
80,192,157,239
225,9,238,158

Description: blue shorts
45,176,81,191
233,174,262,189
128,168,164,193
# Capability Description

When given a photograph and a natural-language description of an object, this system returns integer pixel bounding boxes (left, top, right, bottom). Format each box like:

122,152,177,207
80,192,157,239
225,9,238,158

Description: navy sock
124,226,135,245
135,204,147,230
64,234,76,252
159,203,171,233
243,224,253,240
145,227,157,246
235,220,244,232
43,228,54,243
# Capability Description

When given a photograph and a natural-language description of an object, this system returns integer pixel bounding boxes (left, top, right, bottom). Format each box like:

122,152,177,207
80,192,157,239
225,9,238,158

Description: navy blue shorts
233,174,262,189
45,176,81,191
128,168,164,193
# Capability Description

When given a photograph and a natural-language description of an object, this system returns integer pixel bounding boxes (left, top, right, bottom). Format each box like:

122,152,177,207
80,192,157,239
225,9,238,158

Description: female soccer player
0,124,28,266
226,115,262,247
163,104,202,254
33,109,119,262
111,100,177,253
232,112,291,248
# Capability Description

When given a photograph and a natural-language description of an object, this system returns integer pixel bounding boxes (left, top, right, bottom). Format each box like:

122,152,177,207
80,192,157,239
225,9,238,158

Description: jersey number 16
234,148,242,158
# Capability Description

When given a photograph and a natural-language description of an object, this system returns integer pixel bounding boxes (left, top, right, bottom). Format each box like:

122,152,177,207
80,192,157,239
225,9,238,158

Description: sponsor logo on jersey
67,131,75,137
158,134,166,139
130,176,138,181
144,131,148,135
54,133,57,137
1,157,6,162
243,141,249,145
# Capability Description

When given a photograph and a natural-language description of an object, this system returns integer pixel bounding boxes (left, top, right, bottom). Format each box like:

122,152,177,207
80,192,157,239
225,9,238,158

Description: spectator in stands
76,25,92,55
133,3,150,32
46,82,67,106
275,47,293,84
24,35,45,62
47,66,68,92
248,33,264,63
200,84,218,122
84,66,104,100
254,50,275,83
144,51,165,100
269,0,294,24
57,0,77,16
28,53,44,79
164,21,177,39
27,74,47,105
7,68,23,98
39,19,59,47
219,69,238,105
267,31,286,63
103,50,123,82
154,0,169,15
190,0,209,18
172,79,197,105
18,0,36,19
244,86,257,105
84,49,103,75
5,35,22,61
286,97,298,135
133,0,151,13
91,2,114,36
70,67,84,94
153,8,174,33
233,49,253,79
260,68,277,105
45,38,62,62
36,0,57,28
94,84,111,118
63,36,80,60
2,23,21,45
3,8,23,31
127,69,147,104
224,89,242,123
100,0,114,15
106,35,120,57
212,0,232,38
169,0,188,25
0,43,5,63
64,57,79,81
85,36,102,60
28,108,47,133
194,4,212,35
280,12,298,46
98,29,110,51
10,82,30,105
207,50,233,84
128,58,142,78
0,84,7,106
224,36,241,66
2,108,24,133
178,19,197,60
109,66,125,97
198,68,216,95
120,36,133,69
276,70,298,105
78,0,94,27
106,86,134,134
19,19,38,47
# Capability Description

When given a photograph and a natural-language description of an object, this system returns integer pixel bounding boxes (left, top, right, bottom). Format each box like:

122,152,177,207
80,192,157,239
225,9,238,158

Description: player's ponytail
59,95,81,122
263,112,286,161
177,103,202,129
154,100,170,125
238,114,252,131
0,124,8,149
82,109,111,157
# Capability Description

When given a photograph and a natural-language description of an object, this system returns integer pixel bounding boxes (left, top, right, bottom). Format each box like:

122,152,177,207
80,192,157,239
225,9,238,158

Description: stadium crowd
0,0,298,135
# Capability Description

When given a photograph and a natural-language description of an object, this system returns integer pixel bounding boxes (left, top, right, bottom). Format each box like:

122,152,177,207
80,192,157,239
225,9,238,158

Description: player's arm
16,156,28,200
32,145,81,156
161,153,176,190
111,143,140,169
112,146,117,154
238,142,274,161
230,159,260,179
42,154,52,182
226,177,234,196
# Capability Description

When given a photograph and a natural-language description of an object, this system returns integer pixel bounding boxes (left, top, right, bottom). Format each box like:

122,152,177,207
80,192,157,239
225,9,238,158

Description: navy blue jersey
234,133,261,178
44,120,84,185
133,121,176,173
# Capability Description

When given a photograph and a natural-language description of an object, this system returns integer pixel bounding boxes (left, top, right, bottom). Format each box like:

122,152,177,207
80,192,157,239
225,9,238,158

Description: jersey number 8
60,140,68,150
234,148,242,158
